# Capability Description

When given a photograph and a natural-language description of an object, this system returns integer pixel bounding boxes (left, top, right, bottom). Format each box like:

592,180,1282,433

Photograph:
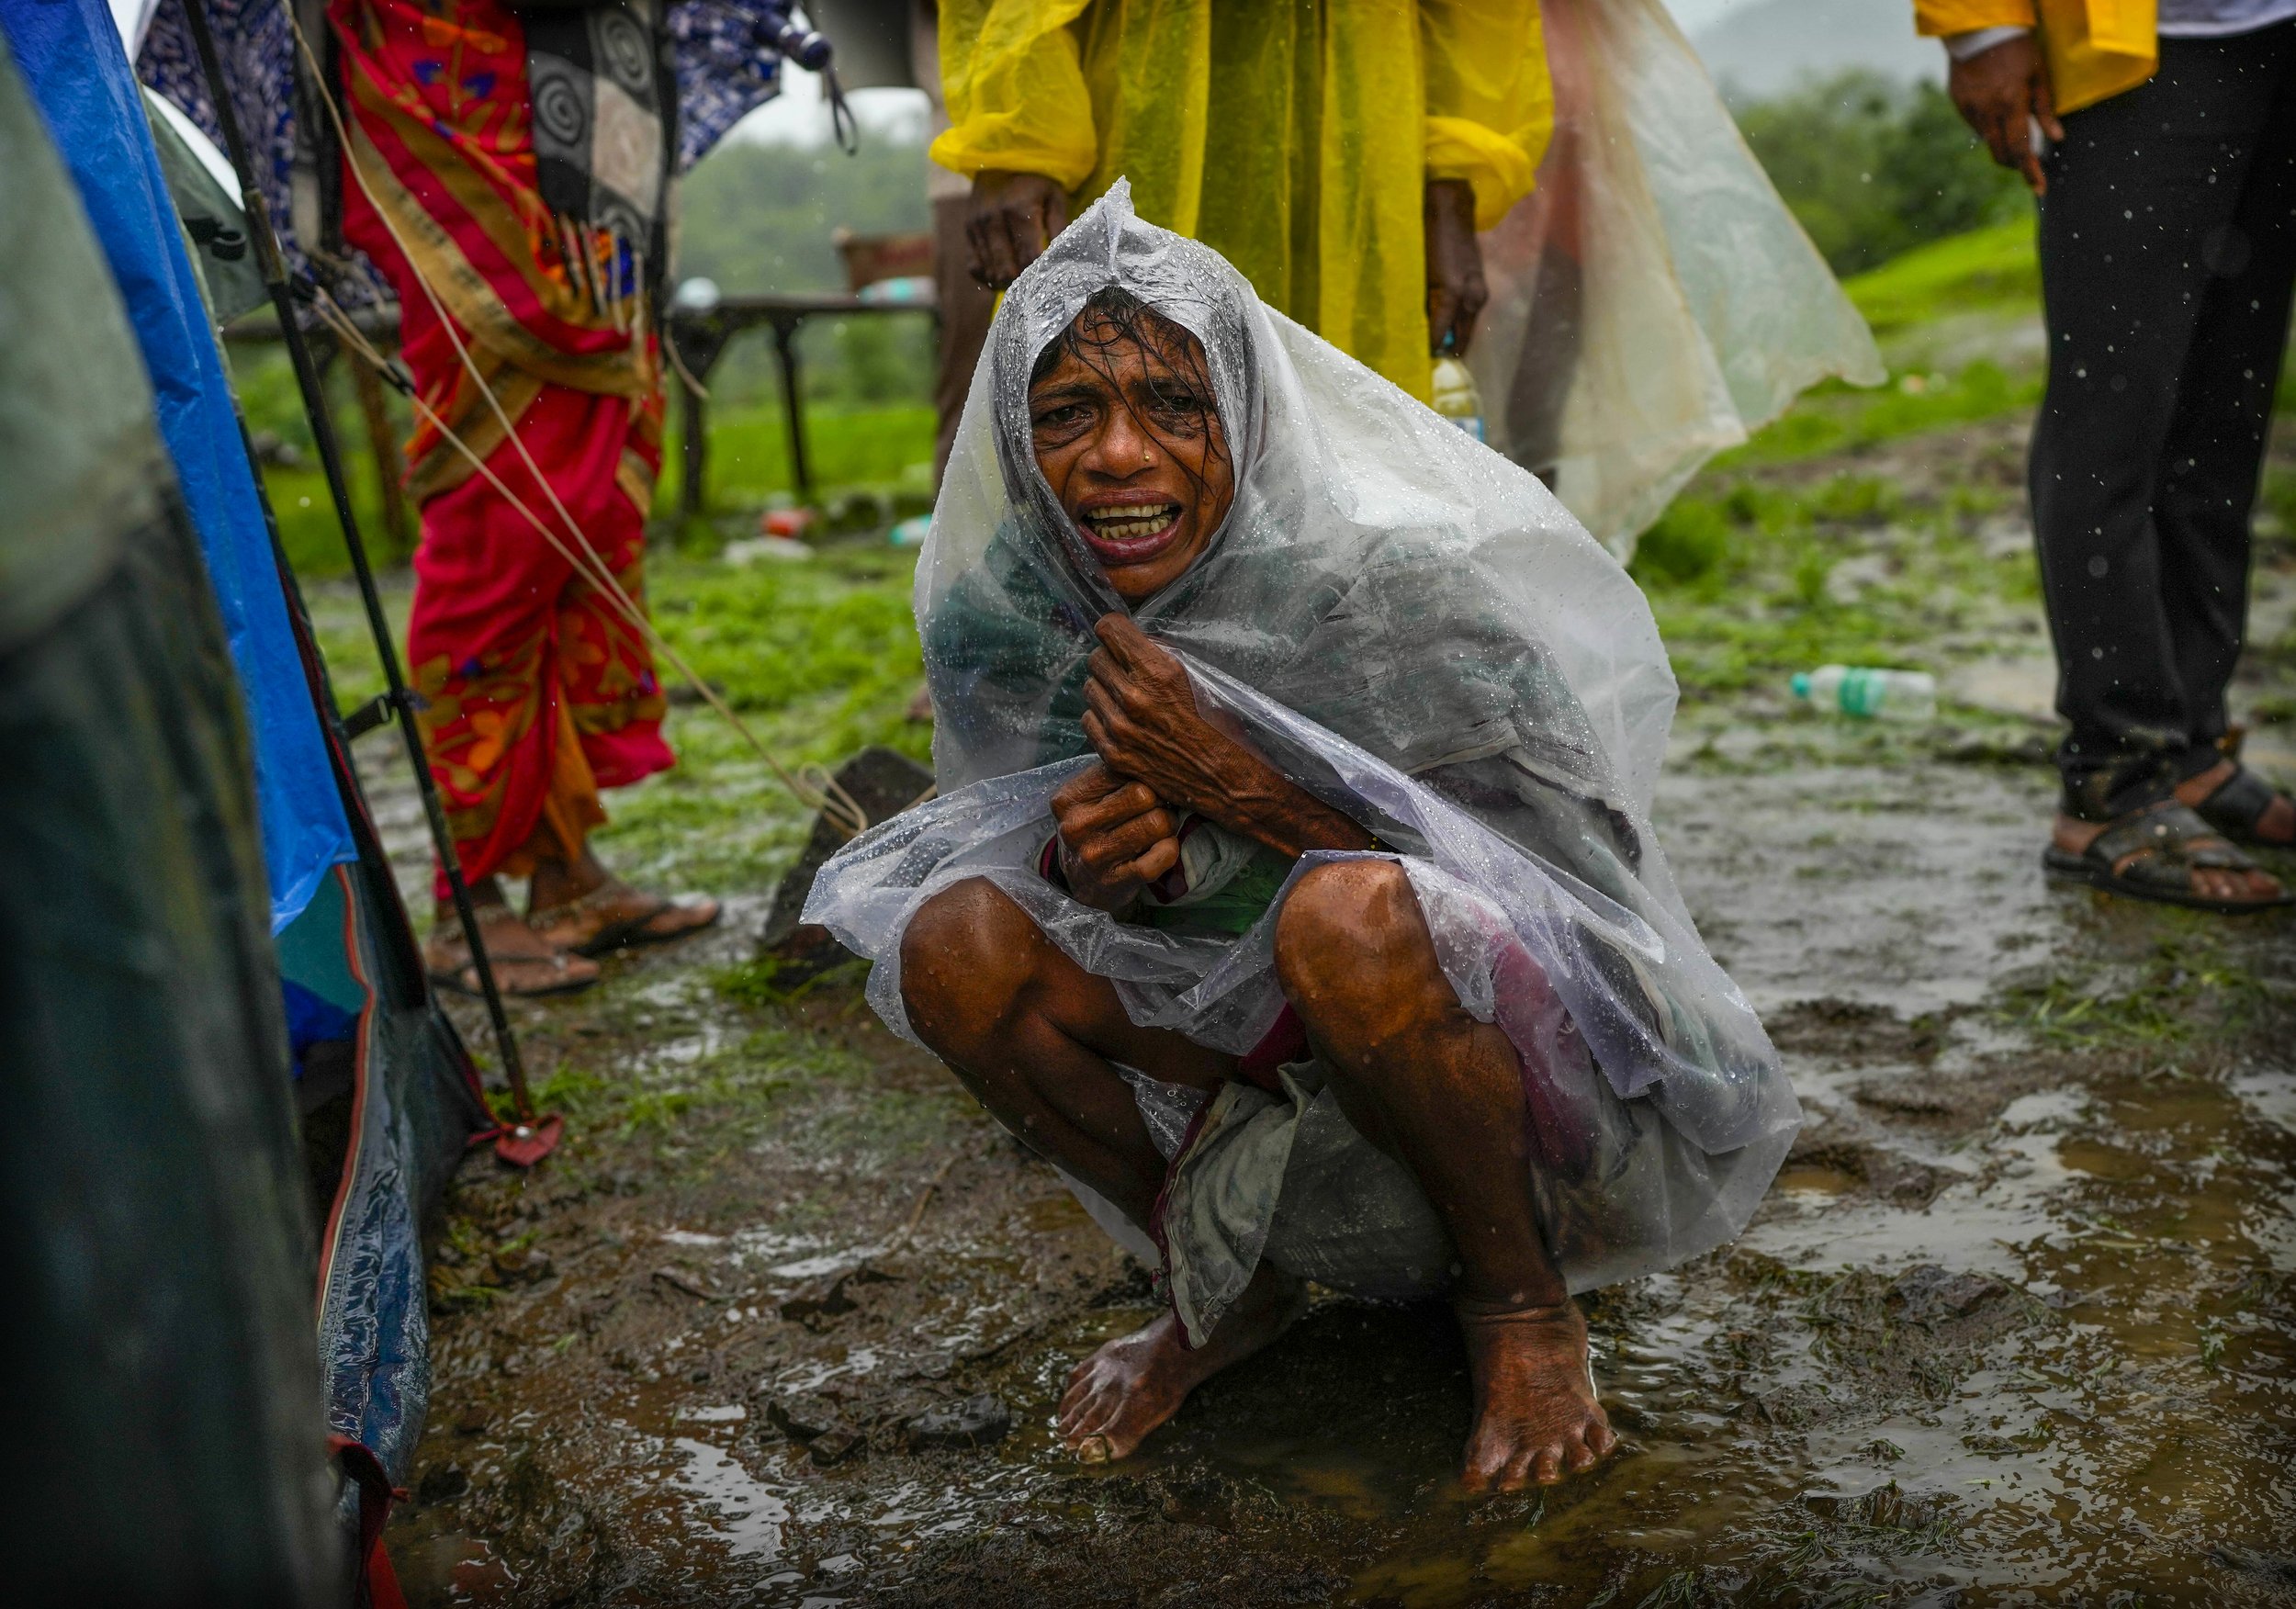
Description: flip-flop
532,881,723,958
2042,800,2292,914
425,906,601,997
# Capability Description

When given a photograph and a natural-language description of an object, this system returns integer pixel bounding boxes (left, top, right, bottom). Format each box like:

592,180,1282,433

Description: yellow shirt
931,0,1553,402
1914,0,2157,113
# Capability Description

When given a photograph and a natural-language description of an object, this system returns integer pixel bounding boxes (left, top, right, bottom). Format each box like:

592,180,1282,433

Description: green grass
1627,464,2038,703
265,399,936,581
662,400,935,513
265,458,408,580
299,534,928,895
1841,220,2039,340
1714,360,2042,471
1998,931,2276,1056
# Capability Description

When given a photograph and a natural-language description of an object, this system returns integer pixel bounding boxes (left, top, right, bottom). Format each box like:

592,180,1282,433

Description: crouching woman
805,184,1800,1492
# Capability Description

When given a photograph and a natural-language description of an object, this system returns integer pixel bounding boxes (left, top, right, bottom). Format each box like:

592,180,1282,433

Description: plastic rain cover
806,180,1800,1299
1469,0,1884,562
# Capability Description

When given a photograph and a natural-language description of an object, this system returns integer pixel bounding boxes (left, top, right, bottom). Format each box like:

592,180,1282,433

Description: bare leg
899,877,1300,1457
1274,860,1616,1492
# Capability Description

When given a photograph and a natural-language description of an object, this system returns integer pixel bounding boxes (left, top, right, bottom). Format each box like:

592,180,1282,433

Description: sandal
2183,754,2296,850
530,880,723,958
425,905,601,997
2043,801,2291,914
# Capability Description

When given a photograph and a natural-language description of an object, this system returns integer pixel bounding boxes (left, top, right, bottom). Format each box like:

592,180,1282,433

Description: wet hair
1027,286,1232,501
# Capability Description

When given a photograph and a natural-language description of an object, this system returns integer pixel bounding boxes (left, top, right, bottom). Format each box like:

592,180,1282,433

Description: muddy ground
336,402,2296,1606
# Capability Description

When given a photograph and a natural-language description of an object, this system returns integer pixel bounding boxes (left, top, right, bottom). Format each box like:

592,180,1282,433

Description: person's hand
1082,615,1377,858
1424,177,1488,356
1081,615,1251,819
1947,32,2063,196
966,170,1070,288
1050,761,1179,913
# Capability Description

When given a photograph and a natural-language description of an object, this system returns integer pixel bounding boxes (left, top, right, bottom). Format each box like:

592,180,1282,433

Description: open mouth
1075,500,1184,564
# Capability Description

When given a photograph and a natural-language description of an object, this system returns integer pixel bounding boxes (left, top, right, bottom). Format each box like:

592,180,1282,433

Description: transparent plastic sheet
805,181,1800,1296
1468,0,1885,561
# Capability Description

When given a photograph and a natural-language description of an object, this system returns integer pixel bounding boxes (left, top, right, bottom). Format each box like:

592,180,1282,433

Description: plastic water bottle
1790,665,1937,722
1432,354,1485,443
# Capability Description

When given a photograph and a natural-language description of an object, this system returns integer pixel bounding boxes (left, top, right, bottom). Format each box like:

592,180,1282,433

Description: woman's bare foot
528,848,720,956
1455,1298,1616,1492
425,899,599,997
1057,1265,1306,1463
530,878,721,956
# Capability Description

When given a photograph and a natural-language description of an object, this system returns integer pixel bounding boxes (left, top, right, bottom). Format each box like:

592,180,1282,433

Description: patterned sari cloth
330,0,672,894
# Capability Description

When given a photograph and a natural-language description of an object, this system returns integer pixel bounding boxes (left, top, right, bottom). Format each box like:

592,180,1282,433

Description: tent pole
177,0,540,1135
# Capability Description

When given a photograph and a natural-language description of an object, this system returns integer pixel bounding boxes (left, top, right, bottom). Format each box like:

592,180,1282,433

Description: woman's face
1028,307,1235,602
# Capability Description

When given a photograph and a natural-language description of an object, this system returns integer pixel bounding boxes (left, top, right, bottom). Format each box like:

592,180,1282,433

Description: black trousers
2031,20,2296,818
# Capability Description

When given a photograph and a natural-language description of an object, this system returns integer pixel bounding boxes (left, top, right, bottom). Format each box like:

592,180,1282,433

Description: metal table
665,288,939,524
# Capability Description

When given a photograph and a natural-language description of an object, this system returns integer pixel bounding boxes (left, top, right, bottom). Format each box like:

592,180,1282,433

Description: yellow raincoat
1913,0,2157,114
931,1,1552,402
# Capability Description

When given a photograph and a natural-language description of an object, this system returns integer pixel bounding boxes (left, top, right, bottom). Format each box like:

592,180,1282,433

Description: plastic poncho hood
808,184,1798,1294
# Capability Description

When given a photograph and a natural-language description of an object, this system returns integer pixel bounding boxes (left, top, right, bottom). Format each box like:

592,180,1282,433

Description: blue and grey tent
0,0,497,1598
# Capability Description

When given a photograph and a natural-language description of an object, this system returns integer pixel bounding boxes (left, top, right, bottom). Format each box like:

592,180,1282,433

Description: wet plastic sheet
806,182,1800,1297
1469,0,1884,559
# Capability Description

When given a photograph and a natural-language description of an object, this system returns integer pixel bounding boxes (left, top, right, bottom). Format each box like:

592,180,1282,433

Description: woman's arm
1080,615,1376,860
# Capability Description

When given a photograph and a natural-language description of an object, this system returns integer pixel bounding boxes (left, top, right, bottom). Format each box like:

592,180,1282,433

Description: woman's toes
1056,1390,1100,1436
1460,1446,1503,1493
1533,1446,1565,1485
1565,1432,1599,1474
1588,1420,1618,1459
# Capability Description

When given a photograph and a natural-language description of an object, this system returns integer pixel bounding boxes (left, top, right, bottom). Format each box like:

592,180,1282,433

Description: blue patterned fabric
668,0,784,171
137,0,782,282
139,0,300,263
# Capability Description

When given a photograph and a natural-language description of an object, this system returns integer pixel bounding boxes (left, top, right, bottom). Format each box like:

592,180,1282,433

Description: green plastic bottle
1790,665,1938,722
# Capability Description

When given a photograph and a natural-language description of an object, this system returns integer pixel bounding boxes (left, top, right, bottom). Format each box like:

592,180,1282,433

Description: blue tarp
0,0,351,931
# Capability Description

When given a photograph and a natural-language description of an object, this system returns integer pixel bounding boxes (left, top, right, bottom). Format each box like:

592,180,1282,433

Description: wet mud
358,442,2296,1606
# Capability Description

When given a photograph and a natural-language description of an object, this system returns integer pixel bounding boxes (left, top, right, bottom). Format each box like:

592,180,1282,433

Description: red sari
331,0,671,895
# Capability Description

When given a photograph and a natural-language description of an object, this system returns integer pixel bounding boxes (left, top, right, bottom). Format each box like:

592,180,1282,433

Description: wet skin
899,309,1616,1491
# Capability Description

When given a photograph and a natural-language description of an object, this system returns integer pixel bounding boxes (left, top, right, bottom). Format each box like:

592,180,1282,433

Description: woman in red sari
332,0,716,993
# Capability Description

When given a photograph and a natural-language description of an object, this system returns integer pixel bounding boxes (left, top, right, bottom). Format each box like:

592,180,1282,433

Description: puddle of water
668,1434,793,1559
677,1404,748,1423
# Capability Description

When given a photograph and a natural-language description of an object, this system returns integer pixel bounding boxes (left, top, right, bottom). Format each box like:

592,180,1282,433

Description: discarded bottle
1790,665,1937,722
1431,354,1485,443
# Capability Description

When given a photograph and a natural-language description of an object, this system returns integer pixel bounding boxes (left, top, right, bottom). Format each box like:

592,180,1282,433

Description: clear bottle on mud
1431,353,1485,443
1790,665,1937,722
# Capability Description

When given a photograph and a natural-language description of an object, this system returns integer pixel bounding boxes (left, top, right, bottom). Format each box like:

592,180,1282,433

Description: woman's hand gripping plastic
1050,761,1179,914
1085,615,1373,860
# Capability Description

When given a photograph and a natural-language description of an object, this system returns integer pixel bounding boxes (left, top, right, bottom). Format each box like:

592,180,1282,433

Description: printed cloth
805,185,1802,1340
333,0,672,891
137,0,787,289
524,0,672,281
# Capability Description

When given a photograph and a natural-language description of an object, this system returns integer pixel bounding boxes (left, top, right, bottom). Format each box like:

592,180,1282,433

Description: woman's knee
898,877,1042,1052
1273,859,1427,1014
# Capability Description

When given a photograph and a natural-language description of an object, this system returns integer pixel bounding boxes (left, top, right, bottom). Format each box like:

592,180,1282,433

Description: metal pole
679,366,708,529
771,315,814,504
178,0,538,1129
